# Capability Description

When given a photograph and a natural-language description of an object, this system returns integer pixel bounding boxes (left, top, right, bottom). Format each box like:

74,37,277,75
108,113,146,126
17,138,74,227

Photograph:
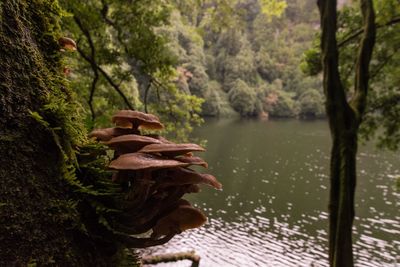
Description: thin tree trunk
318,0,375,266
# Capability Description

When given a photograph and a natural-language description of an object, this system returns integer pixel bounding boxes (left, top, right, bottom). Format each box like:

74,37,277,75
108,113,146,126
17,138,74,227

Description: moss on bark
0,1,123,265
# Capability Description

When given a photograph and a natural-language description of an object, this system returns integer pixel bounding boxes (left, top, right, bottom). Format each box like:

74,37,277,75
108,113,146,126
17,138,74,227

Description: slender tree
317,0,375,266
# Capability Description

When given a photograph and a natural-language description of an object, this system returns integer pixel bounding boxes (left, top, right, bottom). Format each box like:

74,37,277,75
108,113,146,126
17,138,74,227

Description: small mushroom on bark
139,143,205,157
112,110,164,131
151,206,207,239
58,37,77,51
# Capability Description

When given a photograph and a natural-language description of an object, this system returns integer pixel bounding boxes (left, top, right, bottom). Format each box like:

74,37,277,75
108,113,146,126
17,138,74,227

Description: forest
0,0,399,266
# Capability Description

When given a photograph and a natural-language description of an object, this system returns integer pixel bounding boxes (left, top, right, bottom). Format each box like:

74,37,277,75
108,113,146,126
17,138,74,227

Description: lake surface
142,119,400,267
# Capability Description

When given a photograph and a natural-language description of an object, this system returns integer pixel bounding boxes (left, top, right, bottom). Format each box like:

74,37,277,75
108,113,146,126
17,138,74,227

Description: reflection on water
142,119,400,267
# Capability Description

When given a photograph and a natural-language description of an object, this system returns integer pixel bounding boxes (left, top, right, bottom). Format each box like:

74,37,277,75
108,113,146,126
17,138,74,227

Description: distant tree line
169,0,325,119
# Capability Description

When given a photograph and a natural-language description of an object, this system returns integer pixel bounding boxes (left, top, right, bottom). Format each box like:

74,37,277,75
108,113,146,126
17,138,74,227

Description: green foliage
168,0,322,119
228,79,259,116
269,92,299,117
260,0,288,20
303,0,400,150
148,72,205,141
203,80,239,117
300,48,322,76
60,0,203,141
59,0,326,133
298,89,325,118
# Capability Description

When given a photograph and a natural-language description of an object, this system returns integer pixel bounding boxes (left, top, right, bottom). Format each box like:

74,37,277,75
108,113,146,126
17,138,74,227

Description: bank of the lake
142,118,400,267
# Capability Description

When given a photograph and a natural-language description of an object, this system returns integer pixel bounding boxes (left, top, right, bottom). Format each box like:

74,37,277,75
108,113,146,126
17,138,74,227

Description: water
142,119,400,267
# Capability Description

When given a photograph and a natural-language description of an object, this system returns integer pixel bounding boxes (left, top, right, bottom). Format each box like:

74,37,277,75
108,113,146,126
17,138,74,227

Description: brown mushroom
109,153,189,207
151,206,207,238
176,155,208,168
112,110,164,131
177,199,191,207
125,178,155,207
58,37,77,51
113,196,194,236
109,152,188,171
144,134,173,144
117,185,188,226
139,143,205,157
105,134,162,154
154,167,222,190
184,184,201,193
88,127,138,141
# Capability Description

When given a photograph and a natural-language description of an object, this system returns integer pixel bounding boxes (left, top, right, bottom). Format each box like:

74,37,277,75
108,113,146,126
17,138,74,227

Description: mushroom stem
125,175,154,211
113,194,188,235
132,170,153,210
117,186,186,226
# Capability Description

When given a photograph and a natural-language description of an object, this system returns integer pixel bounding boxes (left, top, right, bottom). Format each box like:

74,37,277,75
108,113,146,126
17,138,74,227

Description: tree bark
317,0,375,266
0,1,115,265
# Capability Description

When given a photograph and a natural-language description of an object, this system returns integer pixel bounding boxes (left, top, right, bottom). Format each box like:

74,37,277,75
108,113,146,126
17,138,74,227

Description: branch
338,16,400,48
74,16,134,110
351,0,376,118
144,78,153,113
95,9,172,111
100,0,115,26
88,70,99,122
142,251,200,266
370,46,400,80
74,17,100,122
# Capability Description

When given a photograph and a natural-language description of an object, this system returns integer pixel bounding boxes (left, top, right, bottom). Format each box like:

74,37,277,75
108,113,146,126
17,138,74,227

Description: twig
88,70,99,122
338,16,400,48
142,251,200,267
74,16,134,110
370,46,400,80
144,78,153,113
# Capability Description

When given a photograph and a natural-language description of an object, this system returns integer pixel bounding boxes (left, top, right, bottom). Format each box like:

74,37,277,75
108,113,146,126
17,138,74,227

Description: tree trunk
0,1,113,265
328,125,358,267
318,0,375,266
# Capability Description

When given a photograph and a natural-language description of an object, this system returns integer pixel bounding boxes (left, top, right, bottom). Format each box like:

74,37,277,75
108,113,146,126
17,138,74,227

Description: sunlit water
141,119,400,267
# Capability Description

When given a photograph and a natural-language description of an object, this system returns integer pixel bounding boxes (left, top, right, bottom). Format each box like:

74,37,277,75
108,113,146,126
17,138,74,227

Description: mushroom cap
176,155,208,168
109,152,189,171
155,167,222,190
58,37,77,51
177,199,191,207
152,206,207,238
112,110,164,130
88,127,137,141
139,143,205,157
105,134,162,153
144,134,173,144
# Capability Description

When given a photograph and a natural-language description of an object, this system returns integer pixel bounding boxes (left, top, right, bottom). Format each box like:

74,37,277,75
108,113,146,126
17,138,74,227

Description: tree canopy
304,0,400,150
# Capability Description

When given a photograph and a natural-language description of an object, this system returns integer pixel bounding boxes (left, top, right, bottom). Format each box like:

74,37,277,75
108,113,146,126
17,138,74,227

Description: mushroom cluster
89,110,221,247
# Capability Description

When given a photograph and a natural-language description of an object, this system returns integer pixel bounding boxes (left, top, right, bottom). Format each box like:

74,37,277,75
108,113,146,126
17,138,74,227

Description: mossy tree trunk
317,0,376,266
0,1,116,265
